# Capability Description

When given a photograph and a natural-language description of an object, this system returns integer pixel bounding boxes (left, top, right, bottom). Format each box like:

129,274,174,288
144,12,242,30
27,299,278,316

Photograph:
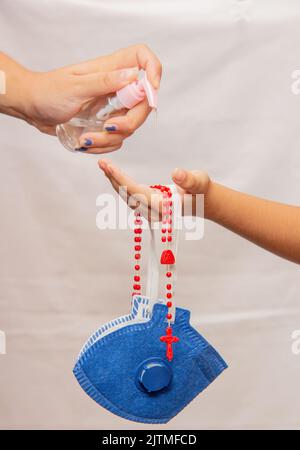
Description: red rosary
132,185,179,362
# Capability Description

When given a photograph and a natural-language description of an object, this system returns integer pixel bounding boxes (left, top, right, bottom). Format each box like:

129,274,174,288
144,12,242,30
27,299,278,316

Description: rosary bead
149,184,177,349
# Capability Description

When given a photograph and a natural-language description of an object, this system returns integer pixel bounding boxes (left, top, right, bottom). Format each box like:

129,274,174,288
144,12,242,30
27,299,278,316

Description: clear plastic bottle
56,70,158,152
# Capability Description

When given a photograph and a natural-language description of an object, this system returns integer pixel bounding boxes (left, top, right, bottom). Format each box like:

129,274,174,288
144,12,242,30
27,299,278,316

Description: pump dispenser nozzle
116,70,158,109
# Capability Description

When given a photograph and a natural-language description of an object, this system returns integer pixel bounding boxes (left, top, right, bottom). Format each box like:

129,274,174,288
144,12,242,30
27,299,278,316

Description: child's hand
99,159,159,220
100,160,300,265
98,160,210,219
171,168,211,195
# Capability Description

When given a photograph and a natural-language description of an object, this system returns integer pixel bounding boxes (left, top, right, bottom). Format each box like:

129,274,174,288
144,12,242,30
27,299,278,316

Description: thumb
76,67,139,98
171,168,210,194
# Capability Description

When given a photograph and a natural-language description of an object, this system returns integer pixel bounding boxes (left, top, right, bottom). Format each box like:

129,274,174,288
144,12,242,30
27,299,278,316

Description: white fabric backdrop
0,0,300,430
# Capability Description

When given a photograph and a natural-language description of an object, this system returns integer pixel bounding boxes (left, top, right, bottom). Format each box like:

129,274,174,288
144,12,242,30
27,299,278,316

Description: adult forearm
0,52,33,120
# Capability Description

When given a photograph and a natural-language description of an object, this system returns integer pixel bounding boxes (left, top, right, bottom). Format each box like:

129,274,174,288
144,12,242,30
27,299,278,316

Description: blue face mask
74,299,227,424
74,185,228,423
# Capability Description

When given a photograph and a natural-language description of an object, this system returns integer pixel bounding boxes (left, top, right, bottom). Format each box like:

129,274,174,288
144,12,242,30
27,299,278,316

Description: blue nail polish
84,139,93,146
76,147,88,152
104,125,117,132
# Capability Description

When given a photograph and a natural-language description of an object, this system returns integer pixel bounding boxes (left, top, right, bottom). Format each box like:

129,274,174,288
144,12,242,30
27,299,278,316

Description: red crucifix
160,326,179,361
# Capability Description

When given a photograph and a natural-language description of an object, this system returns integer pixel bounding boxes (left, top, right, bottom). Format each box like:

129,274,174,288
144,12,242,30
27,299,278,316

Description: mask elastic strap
146,225,159,305
146,184,181,322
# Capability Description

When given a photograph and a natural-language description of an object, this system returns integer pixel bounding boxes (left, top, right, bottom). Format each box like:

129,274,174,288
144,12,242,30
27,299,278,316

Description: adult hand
0,45,162,153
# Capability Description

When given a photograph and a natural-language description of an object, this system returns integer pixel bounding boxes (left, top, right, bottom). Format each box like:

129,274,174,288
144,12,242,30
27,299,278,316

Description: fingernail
173,168,185,181
104,124,118,132
83,138,93,146
76,147,88,152
120,67,138,81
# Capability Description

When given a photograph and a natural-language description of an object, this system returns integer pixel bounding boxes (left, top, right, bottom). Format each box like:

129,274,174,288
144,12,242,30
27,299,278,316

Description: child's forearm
205,182,300,264
98,164,300,265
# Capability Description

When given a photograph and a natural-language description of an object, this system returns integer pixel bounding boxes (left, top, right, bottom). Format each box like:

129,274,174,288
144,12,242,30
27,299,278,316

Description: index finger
99,159,152,198
98,159,161,219
71,44,162,89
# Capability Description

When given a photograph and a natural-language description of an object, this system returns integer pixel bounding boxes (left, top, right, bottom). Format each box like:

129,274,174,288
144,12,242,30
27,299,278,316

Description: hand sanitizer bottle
56,70,158,152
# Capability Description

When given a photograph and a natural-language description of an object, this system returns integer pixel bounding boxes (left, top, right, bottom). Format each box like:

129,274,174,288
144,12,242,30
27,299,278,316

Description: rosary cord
131,185,179,361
